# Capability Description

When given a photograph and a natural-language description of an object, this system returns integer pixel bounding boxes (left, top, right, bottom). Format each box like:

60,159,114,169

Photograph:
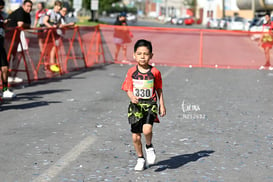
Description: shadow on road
152,150,215,172
16,89,72,98
0,89,69,111
0,101,61,111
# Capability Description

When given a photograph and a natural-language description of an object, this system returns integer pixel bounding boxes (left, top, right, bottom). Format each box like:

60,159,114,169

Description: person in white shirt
43,0,62,73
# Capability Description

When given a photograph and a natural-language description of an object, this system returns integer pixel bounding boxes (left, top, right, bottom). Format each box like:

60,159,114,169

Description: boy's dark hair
134,39,153,53
54,0,62,7
23,0,33,5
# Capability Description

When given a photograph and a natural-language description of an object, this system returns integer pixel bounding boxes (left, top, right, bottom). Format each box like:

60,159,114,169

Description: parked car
206,18,221,29
177,17,194,25
223,16,250,31
176,17,185,25
184,17,195,25
248,17,261,30
219,16,231,29
126,13,137,23
249,17,266,40
170,16,178,24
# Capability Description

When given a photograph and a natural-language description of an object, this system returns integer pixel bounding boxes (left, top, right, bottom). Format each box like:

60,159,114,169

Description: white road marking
162,66,176,78
33,136,96,182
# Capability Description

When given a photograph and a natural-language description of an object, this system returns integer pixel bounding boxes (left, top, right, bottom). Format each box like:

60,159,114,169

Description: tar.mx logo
181,100,206,120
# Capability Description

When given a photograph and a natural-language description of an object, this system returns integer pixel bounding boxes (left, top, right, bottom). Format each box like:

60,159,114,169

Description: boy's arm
157,88,166,117
43,15,52,28
127,91,138,104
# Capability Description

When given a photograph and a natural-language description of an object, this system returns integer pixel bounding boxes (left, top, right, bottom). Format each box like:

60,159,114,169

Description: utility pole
165,0,168,17
222,0,225,18
251,0,256,18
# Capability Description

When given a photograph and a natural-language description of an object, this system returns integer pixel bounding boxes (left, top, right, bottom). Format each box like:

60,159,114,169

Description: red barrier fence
2,25,105,86
0,24,268,88
99,24,266,69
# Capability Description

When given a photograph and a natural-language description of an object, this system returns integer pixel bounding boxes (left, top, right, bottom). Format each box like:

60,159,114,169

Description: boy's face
134,46,153,67
54,5,61,12
60,7,67,16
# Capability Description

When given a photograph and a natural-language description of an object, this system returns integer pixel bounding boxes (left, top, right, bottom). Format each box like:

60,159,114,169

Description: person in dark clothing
7,0,32,28
113,12,133,62
0,0,16,98
5,0,33,83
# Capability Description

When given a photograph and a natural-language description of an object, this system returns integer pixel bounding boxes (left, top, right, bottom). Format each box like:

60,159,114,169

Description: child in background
43,0,62,73
113,12,133,62
259,13,273,70
122,39,166,171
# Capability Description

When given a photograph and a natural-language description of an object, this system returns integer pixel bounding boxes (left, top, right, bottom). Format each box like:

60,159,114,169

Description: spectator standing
33,2,47,52
7,0,32,29
43,0,62,73
60,6,75,28
6,0,33,84
259,13,273,70
113,12,133,62
0,0,16,98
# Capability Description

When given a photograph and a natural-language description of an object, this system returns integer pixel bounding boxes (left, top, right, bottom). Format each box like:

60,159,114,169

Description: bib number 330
133,79,154,99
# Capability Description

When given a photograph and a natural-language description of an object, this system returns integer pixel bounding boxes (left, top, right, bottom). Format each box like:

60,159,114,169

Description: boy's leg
122,45,127,61
143,124,153,145
38,38,44,53
143,124,156,165
132,133,143,157
50,46,56,65
265,47,270,65
132,133,145,171
114,44,121,61
260,47,271,70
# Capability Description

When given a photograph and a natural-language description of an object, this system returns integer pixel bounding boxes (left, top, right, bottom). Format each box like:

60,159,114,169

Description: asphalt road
1,63,273,182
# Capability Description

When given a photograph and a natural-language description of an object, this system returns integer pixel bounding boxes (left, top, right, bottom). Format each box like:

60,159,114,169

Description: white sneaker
269,66,273,70
8,77,23,83
13,77,23,83
2,89,16,98
134,158,145,171
259,65,266,70
145,147,156,165
8,77,13,83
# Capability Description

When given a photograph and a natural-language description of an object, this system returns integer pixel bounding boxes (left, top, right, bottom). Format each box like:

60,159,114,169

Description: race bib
133,79,154,99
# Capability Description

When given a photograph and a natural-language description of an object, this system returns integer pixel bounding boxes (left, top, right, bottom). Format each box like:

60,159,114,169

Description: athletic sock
146,144,153,149
2,86,8,92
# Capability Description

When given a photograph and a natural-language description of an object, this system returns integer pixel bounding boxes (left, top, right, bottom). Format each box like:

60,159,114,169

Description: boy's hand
127,91,138,104
130,95,139,104
159,105,166,117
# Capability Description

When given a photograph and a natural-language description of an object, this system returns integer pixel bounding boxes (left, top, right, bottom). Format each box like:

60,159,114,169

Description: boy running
122,39,166,171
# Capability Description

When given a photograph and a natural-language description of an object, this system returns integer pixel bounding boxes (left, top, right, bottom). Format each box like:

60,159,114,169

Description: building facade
143,0,273,25
237,0,273,10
